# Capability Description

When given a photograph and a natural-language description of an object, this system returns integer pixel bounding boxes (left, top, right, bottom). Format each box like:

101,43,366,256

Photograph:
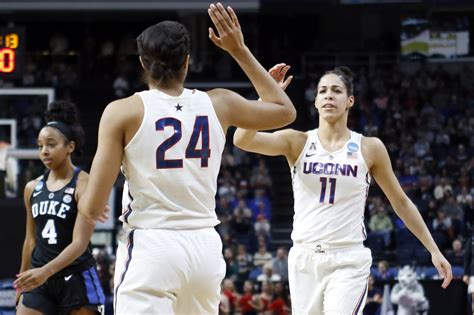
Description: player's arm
234,128,303,162
78,99,126,220
15,173,96,291
364,137,452,288
18,180,37,275
207,4,296,131
233,64,300,160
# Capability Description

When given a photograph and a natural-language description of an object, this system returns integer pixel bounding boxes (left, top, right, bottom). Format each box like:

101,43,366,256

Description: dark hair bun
334,66,354,81
44,100,80,125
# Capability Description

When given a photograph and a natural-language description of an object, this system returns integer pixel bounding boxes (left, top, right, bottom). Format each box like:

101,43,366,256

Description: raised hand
208,3,245,55
268,63,293,90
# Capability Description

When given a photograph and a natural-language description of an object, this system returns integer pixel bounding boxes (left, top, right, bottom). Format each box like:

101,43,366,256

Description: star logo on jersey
175,103,183,111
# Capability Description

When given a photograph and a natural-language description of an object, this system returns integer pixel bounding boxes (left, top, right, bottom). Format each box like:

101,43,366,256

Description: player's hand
268,63,293,90
431,251,452,289
96,205,111,223
14,267,52,292
463,275,469,284
208,3,245,55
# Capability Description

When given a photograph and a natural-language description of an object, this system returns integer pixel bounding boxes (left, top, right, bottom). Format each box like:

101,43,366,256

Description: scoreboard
0,27,25,78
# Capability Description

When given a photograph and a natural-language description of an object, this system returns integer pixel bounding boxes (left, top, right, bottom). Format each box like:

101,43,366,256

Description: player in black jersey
15,100,106,315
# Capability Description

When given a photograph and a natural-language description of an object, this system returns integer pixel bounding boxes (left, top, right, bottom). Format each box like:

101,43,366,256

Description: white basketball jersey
291,129,370,249
120,88,225,229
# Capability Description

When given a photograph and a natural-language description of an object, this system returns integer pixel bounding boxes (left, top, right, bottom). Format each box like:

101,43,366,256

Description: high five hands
268,63,293,90
208,3,245,55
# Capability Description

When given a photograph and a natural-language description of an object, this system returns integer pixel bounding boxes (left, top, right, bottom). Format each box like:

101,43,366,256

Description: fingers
282,75,294,90
208,3,232,36
226,6,240,29
208,27,220,47
440,265,453,289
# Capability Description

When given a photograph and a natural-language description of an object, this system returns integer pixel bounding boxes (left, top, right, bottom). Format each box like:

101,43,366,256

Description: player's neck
49,161,75,181
149,81,184,97
317,119,350,143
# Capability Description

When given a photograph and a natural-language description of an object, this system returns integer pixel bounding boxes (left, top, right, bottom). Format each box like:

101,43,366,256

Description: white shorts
113,228,226,315
288,244,372,315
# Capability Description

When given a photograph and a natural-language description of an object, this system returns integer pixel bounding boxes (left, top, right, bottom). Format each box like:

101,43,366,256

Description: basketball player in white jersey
78,3,295,314
233,64,453,315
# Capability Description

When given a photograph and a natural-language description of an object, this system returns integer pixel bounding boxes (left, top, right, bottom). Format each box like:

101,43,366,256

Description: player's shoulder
76,170,89,184
24,175,44,196
106,94,142,111
361,135,385,151
361,136,388,168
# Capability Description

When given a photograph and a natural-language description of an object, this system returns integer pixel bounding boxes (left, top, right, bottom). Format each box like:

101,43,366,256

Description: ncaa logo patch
63,194,72,204
347,142,359,152
35,181,44,191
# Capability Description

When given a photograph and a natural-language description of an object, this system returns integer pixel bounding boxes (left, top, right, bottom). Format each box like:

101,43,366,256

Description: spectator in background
254,214,271,238
257,262,281,283
253,243,273,268
237,280,259,315
272,247,289,282
224,248,239,282
372,260,395,281
236,244,254,282
446,238,464,267
430,209,454,249
363,275,382,315
369,205,394,247
267,281,291,315
222,278,238,315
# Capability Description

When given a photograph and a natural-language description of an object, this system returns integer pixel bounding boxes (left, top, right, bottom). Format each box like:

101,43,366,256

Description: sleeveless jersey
121,88,225,229
30,168,94,274
290,129,371,249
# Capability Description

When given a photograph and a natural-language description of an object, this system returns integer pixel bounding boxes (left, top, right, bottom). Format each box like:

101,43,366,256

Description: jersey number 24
155,116,210,169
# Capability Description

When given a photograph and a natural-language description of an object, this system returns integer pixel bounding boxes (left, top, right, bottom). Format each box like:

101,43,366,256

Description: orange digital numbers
0,48,15,73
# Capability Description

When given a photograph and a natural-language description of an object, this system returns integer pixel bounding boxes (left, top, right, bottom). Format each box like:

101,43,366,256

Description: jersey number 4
41,219,58,244
155,116,210,169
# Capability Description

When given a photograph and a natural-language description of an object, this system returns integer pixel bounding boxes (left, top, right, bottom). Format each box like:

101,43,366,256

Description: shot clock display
0,27,25,78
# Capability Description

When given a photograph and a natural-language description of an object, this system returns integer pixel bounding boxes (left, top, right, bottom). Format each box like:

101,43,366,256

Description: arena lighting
0,0,259,11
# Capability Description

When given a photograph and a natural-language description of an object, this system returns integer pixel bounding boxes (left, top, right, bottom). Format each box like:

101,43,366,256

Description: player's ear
139,56,146,70
67,141,76,155
346,95,355,111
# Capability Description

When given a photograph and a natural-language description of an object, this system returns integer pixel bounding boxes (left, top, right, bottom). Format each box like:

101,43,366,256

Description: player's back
121,88,225,230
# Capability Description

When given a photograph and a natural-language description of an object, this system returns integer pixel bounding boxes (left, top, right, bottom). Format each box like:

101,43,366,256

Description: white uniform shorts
113,228,226,315
288,243,372,315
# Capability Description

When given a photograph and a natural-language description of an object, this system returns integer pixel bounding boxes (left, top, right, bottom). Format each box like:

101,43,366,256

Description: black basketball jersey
30,167,94,275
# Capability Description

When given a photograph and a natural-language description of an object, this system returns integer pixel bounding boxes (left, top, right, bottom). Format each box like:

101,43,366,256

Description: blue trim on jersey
114,230,135,311
123,190,134,224
81,267,105,305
